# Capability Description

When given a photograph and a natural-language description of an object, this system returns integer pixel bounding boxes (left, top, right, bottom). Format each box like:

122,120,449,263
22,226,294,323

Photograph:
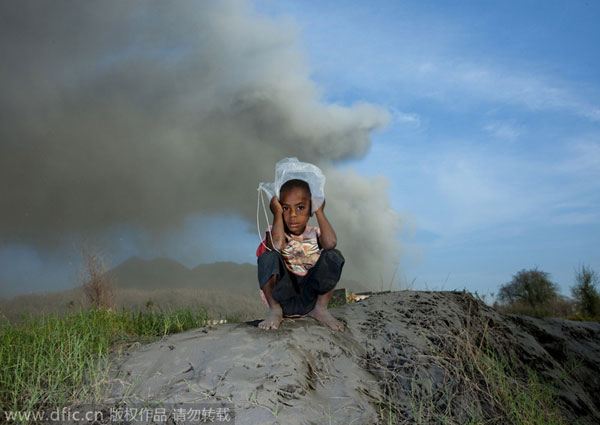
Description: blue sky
1,0,598,300
252,0,600,296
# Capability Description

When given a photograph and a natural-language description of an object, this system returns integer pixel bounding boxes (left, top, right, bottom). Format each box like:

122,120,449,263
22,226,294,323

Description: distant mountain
0,257,371,322
191,261,259,292
108,257,259,294
107,256,369,295
108,256,196,290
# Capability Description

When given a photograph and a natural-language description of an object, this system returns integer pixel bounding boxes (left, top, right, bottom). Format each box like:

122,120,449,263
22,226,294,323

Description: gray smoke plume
0,0,400,286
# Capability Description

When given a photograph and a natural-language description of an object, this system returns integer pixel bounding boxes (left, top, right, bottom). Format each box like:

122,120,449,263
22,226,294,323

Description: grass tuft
0,306,210,422
374,296,567,425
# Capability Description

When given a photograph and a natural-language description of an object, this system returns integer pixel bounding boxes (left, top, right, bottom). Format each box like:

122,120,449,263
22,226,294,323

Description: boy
257,179,345,331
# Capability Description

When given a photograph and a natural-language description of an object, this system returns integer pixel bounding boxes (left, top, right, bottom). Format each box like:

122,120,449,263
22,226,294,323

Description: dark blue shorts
257,249,345,316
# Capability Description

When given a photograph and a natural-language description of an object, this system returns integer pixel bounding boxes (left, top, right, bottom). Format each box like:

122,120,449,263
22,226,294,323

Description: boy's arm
315,199,337,250
268,196,286,251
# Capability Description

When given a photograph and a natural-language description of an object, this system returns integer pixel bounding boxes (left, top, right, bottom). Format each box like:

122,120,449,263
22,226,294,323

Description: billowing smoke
0,1,401,286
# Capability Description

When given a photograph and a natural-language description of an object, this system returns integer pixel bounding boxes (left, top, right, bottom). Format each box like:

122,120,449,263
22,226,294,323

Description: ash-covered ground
80,291,599,425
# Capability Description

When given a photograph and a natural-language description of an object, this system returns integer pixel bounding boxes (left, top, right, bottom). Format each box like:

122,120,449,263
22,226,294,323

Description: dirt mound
92,291,599,424
360,291,600,424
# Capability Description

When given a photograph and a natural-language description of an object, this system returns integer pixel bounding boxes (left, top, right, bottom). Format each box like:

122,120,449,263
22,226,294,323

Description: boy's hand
315,198,326,213
270,196,283,215
314,198,336,249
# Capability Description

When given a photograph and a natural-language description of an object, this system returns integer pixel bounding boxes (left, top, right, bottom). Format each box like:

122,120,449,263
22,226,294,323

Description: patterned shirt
261,225,322,276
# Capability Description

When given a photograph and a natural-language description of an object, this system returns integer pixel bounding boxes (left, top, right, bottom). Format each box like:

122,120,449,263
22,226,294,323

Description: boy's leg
257,251,302,328
307,287,344,331
258,274,283,329
303,249,346,331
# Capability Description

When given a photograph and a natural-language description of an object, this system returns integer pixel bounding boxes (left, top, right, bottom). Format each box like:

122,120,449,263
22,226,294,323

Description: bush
498,268,559,307
78,237,114,309
571,265,600,319
495,297,573,319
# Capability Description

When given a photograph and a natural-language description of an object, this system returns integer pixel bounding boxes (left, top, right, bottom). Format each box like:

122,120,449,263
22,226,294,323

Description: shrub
571,265,600,319
78,237,114,309
495,297,573,319
498,268,559,307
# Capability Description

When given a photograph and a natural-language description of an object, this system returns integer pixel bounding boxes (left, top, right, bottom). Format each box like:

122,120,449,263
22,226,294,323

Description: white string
256,187,280,253
256,187,267,249
260,188,280,253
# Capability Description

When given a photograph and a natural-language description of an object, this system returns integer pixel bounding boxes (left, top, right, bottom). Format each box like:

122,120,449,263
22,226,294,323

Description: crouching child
256,179,345,331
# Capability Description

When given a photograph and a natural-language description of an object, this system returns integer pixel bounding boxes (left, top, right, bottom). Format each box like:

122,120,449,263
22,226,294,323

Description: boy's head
279,179,312,235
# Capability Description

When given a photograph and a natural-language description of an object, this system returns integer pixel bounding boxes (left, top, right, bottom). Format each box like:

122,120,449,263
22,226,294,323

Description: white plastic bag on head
256,158,326,252
258,157,325,213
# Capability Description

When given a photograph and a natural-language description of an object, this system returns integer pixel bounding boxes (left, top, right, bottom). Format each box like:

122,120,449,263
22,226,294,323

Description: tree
78,237,114,309
498,268,559,307
571,265,600,318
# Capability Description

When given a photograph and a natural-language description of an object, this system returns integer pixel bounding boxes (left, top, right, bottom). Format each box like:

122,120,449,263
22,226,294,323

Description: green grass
377,347,565,425
495,298,600,321
374,306,567,425
0,306,211,421
474,349,564,425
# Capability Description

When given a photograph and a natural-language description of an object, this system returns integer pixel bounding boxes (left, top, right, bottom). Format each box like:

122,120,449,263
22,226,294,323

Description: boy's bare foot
259,306,283,329
308,306,344,331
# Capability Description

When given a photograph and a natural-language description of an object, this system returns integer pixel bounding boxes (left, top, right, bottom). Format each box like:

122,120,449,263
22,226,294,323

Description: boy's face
279,187,311,235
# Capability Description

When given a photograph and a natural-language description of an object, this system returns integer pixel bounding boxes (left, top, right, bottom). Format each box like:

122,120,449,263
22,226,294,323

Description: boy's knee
257,250,279,263
259,273,278,290
320,248,345,268
257,250,281,289
306,249,344,295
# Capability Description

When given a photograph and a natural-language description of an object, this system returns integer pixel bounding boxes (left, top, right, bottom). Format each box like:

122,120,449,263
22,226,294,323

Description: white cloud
383,58,600,122
483,121,521,142
389,107,421,127
458,64,599,121
396,139,600,238
292,10,600,122
431,153,539,235
550,212,599,226
557,138,600,176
